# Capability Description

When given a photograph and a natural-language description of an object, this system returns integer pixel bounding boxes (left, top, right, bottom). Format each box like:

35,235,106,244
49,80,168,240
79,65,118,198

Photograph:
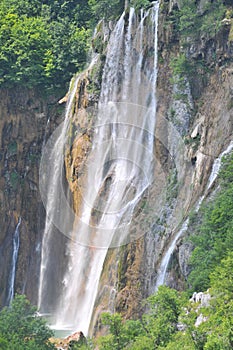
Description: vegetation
0,295,55,349
0,0,155,92
97,286,182,349
130,0,151,11
0,0,127,90
89,0,124,21
1,1,233,349
0,0,94,91
178,0,226,40
188,152,233,292
67,151,233,350
169,0,229,88
96,250,233,349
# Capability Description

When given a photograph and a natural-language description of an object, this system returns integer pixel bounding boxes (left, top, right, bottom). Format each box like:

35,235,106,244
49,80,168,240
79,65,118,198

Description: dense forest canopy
0,0,230,92
0,0,93,91
0,0,153,92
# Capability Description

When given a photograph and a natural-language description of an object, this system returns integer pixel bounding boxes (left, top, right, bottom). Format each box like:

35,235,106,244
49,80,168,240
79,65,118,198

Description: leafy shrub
0,0,92,91
129,0,151,11
88,0,124,21
178,0,226,39
188,152,233,292
0,295,55,349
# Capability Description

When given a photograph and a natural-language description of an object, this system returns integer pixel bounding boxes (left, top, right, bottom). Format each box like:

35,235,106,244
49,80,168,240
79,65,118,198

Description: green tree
142,286,182,348
88,0,124,21
129,0,151,11
0,295,55,349
98,287,183,349
0,10,53,87
98,313,146,350
188,152,233,292
201,253,233,349
0,0,93,90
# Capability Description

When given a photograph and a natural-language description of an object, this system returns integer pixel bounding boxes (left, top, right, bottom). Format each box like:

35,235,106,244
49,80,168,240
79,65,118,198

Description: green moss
227,97,233,110
9,171,20,190
7,141,17,157
130,0,151,11
28,153,39,164
166,169,178,206
184,134,201,151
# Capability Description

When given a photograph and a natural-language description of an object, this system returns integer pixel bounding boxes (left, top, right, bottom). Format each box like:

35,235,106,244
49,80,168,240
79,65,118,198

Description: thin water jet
7,217,21,305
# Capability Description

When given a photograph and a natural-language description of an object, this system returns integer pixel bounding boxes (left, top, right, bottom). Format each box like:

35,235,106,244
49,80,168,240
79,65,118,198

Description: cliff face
0,0,232,337
89,0,233,330
40,0,233,334
0,88,64,306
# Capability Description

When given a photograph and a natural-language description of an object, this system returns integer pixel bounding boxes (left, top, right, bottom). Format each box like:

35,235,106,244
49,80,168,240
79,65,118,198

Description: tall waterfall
7,217,21,304
38,74,81,313
39,3,159,336
155,140,233,289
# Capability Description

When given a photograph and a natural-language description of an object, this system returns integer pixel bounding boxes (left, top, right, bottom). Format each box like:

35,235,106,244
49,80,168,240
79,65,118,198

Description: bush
188,152,233,291
0,0,92,91
0,295,55,349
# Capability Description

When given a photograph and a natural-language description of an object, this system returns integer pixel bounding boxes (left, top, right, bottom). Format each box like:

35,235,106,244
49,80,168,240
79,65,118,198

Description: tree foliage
98,286,182,349
95,151,233,349
178,0,226,39
188,152,233,292
0,0,92,91
88,0,124,21
0,0,164,91
0,295,55,349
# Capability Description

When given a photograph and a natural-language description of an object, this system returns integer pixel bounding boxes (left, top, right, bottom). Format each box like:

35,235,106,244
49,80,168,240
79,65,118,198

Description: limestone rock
178,242,193,279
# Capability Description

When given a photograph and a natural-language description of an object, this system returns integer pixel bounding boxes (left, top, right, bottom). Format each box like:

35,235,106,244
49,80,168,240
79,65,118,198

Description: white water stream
39,3,160,336
7,217,21,304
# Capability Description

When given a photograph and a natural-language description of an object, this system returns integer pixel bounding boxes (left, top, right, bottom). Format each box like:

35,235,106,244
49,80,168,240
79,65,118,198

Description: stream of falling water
38,74,81,313
7,217,21,305
38,3,160,336
155,140,233,289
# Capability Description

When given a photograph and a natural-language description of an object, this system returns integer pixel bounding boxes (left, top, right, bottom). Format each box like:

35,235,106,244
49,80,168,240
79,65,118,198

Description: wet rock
178,242,193,279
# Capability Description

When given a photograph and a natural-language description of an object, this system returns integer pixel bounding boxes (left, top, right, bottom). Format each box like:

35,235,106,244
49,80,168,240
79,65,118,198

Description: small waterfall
43,3,160,335
206,140,233,191
155,140,233,289
7,217,21,304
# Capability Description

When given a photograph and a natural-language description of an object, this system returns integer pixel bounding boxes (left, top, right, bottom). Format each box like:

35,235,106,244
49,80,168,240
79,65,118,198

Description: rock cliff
0,87,64,306
89,0,233,331
0,0,232,338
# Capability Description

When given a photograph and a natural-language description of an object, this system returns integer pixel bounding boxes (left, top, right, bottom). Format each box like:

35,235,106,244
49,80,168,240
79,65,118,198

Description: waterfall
37,2,160,335
38,73,81,313
206,141,233,191
155,140,233,289
7,217,21,304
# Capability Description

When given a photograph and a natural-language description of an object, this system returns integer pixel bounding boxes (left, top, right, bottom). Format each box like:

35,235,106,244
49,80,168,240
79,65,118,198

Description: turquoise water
52,328,73,339
38,313,74,339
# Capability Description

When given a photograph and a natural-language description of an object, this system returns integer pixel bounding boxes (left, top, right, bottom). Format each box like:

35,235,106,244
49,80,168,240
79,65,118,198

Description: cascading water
155,140,233,289
7,217,21,304
38,74,81,314
39,2,160,336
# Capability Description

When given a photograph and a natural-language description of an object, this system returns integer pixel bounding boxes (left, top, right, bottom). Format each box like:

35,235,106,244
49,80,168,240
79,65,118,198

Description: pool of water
38,313,74,339
51,327,74,339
